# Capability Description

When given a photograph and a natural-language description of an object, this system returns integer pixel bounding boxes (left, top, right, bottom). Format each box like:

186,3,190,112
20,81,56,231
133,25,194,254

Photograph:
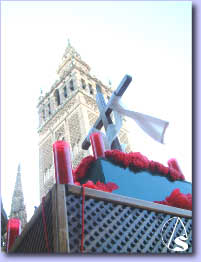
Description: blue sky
1,1,192,220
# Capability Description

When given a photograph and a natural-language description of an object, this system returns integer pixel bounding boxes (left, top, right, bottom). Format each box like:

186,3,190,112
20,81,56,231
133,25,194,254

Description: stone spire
67,38,71,47
57,38,90,78
62,38,81,60
10,164,27,229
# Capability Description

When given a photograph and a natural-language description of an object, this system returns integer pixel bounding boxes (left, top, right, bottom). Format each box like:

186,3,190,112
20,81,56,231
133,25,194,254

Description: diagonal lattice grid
66,193,192,254
13,195,54,253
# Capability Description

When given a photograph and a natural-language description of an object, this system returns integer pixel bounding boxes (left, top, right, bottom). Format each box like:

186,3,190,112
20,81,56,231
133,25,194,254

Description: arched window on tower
54,89,60,106
89,84,93,94
43,167,52,184
81,79,86,89
70,79,74,91
63,85,67,98
42,109,45,121
48,103,51,116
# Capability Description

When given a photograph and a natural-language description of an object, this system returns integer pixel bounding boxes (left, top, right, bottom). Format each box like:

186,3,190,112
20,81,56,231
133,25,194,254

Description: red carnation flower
168,168,184,181
104,182,119,192
168,158,182,173
82,180,97,190
154,162,169,176
154,188,192,210
149,161,157,174
82,180,119,193
128,152,149,171
73,155,95,181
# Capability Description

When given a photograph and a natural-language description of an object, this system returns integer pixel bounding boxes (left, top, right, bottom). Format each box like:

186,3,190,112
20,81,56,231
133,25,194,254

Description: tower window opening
42,109,45,120
89,84,93,94
81,79,86,89
48,103,51,115
54,89,60,106
43,165,53,184
70,80,74,91
63,86,67,98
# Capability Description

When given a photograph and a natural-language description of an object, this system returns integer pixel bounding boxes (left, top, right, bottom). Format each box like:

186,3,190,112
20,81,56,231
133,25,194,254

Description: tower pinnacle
67,38,71,47
17,163,21,173
10,164,27,229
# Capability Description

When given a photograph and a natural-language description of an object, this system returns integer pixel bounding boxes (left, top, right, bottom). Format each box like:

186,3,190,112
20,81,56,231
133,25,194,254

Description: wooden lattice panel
66,193,192,254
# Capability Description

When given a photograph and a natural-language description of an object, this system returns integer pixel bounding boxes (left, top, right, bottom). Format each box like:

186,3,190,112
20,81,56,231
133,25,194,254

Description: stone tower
10,164,27,229
37,40,132,201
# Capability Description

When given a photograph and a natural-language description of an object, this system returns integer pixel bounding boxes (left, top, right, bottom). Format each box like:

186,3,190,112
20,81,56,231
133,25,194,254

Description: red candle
90,132,105,160
168,158,182,173
53,141,74,184
7,219,21,252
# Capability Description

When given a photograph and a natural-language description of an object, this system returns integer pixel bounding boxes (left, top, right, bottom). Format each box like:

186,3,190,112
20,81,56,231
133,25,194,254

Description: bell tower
37,40,132,201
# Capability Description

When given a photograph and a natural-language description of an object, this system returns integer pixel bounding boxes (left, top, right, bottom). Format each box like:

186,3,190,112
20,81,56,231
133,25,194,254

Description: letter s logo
173,235,188,252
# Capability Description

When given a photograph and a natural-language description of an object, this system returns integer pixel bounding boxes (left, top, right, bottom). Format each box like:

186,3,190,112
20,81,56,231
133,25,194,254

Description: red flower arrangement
72,150,191,210
154,188,192,211
75,180,119,193
73,155,95,182
73,150,186,183
168,158,182,173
